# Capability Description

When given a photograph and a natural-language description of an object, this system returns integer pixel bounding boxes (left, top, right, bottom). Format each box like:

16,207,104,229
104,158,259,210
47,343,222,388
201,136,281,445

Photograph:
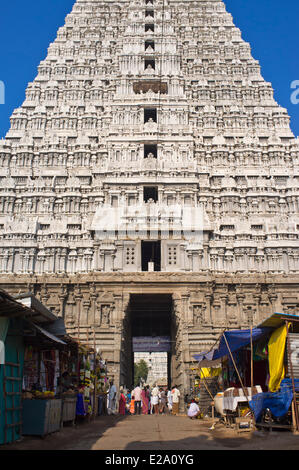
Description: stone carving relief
100,304,111,326
193,304,205,325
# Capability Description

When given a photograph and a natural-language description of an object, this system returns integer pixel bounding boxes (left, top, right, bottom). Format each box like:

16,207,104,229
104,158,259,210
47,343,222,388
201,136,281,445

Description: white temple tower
0,0,298,391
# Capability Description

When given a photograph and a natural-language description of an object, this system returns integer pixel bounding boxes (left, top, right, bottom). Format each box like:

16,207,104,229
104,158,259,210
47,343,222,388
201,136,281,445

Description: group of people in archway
117,384,181,416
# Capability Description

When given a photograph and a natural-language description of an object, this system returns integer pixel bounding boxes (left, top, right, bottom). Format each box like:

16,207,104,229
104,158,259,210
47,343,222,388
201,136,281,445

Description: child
129,394,135,415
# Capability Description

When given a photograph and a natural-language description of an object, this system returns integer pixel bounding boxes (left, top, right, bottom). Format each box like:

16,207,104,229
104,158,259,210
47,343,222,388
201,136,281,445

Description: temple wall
1,272,299,392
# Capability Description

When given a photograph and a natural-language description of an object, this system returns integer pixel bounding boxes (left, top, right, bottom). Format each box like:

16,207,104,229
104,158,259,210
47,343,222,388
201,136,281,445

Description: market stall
57,340,80,427
193,312,299,432
21,322,68,437
249,313,299,432
1,289,60,445
0,288,112,444
40,318,110,422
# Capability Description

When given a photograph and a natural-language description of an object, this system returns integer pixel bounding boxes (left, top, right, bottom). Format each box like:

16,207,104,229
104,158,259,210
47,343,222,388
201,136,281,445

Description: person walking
108,379,117,415
119,386,126,415
133,384,142,415
171,385,180,415
151,384,160,414
167,388,172,414
129,394,135,415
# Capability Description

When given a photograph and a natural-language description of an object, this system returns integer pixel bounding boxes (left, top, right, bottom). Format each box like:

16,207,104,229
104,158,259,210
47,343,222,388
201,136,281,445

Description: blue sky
0,0,298,138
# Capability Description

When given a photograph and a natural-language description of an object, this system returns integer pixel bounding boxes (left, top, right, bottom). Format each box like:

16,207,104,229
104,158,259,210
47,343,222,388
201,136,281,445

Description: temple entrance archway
122,293,176,389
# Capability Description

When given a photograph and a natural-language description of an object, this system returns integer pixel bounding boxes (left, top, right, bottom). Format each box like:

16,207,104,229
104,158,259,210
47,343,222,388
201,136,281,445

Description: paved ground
2,414,299,451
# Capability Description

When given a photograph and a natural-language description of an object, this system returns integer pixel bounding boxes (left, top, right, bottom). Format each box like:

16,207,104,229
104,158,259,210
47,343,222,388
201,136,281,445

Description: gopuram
0,0,298,392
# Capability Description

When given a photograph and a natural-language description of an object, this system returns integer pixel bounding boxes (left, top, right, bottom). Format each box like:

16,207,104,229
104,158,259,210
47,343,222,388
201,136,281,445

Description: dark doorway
144,186,158,202
130,294,172,337
144,143,157,158
145,59,155,70
145,24,154,33
145,10,154,17
144,108,157,123
141,240,161,271
145,40,155,51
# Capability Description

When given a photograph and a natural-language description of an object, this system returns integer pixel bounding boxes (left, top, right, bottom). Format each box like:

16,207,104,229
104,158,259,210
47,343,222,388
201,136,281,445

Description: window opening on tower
144,144,157,158
145,59,155,70
145,24,154,32
141,241,161,272
144,108,157,123
145,10,154,17
145,40,155,51
144,186,158,203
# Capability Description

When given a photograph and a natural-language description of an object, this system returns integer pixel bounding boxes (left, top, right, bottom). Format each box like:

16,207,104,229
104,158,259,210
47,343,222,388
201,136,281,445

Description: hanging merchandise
84,370,91,398
23,346,39,391
253,339,268,361
268,323,290,392
97,359,109,393
200,367,222,379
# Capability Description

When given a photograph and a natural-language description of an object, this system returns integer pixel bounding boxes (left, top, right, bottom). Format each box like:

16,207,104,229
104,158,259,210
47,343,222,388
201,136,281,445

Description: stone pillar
172,294,190,411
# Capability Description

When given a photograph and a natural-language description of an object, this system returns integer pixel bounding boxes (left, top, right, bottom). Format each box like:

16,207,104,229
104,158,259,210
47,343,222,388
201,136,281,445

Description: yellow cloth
200,367,222,378
268,324,289,392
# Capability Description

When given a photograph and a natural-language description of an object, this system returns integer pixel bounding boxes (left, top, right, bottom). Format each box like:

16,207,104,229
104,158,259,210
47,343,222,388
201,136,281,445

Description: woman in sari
119,387,126,415
141,386,149,415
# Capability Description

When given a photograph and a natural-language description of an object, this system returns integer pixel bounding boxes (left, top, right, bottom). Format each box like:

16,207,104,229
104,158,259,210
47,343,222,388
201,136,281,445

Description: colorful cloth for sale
268,324,289,392
76,393,86,416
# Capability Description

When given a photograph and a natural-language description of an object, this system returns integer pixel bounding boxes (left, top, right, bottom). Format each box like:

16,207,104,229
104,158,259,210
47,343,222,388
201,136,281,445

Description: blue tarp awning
193,327,272,363
193,312,299,364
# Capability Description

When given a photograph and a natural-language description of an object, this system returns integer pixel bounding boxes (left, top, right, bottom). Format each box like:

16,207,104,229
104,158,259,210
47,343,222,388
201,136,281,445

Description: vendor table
22,399,62,436
223,386,263,412
223,396,252,412
61,396,77,426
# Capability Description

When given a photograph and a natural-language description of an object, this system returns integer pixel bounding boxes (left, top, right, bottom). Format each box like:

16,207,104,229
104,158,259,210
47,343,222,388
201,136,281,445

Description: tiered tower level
0,0,298,389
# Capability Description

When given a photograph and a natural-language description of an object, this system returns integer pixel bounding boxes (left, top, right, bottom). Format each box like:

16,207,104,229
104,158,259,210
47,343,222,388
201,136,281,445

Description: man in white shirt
151,384,160,414
187,399,200,419
133,384,142,415
171,385,180,415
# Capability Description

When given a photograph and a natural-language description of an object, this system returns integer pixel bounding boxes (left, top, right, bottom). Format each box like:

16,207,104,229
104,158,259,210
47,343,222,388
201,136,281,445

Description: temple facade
0,0,298,391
